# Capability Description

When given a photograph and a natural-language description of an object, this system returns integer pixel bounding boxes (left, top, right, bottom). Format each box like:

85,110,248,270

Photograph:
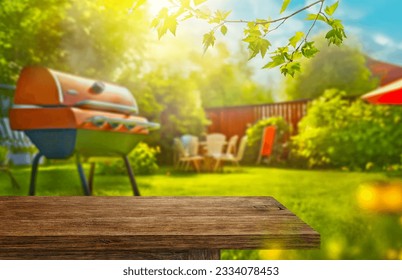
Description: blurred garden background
1,0,402,260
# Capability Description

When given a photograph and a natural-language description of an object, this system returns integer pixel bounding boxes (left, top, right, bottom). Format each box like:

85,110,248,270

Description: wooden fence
205,99,310,138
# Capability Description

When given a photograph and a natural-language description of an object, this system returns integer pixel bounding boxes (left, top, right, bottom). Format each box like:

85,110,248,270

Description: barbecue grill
9,66,159,196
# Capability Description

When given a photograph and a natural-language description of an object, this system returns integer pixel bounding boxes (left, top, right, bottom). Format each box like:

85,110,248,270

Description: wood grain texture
0,249,220,260
0,196,320,259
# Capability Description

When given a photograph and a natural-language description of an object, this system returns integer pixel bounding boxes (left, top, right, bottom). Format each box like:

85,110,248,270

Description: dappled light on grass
385,248,402,260
325,237,346,260
259,249,285,260
357,181,402,213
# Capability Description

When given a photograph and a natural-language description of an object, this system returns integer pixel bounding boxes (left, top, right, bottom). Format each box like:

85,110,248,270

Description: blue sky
224,0,402,65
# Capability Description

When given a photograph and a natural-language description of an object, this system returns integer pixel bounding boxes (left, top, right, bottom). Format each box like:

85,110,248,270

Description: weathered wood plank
0,249,220,260
0,196,320,259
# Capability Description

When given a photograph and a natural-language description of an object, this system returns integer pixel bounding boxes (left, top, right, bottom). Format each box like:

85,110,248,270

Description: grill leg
29,153,43,196
76,154,91,196
123,156,140,196
88,162,96,194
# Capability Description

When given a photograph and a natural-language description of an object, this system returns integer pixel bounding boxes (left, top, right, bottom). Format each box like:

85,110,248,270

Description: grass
1,164,401,260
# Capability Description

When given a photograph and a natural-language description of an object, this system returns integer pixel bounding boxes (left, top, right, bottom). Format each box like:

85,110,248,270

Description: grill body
9,66,159,195
10,66,158,159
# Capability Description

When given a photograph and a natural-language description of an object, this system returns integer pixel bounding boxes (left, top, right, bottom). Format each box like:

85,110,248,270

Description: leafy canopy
131,0,347,76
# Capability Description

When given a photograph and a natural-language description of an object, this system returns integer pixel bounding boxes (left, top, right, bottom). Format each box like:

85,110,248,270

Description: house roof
367,57,402,86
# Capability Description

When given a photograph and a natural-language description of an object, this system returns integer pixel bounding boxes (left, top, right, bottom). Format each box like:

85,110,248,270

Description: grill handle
90,81,105,94
87,116,160,131
75,100,138,115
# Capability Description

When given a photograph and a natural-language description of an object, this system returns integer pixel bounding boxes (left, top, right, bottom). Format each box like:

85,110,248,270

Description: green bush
0,146,8,165
245,116,292,164
291,89,402,170
97,142,160,175
127,142,160,175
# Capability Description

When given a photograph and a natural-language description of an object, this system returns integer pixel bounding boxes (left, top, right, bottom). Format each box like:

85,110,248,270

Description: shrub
127,142,160,175
291,89,402,170
245,116,292,164
97,142,160,175
0,146,8,165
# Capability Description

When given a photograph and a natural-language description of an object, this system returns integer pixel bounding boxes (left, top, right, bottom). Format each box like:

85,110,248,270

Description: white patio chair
205,133,226,157
213,135,247,172
211,135,238,171
173,137,203,172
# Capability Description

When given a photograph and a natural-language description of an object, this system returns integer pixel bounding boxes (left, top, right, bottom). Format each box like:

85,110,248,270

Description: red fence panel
205,99,310,138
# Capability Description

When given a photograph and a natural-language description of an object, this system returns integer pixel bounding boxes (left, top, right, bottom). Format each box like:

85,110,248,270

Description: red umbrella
362,78,402,105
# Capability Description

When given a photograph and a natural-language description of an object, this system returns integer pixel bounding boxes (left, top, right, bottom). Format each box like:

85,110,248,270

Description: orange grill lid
15,66,138,114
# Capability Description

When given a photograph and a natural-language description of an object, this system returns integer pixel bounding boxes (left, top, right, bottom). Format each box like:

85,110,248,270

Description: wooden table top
0,196,320,252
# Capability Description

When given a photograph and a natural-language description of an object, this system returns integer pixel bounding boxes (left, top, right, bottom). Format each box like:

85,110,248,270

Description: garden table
0,196,320,259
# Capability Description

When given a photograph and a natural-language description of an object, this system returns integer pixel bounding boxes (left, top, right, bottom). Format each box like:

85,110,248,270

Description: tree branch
222,0,325,26
296,0,325,52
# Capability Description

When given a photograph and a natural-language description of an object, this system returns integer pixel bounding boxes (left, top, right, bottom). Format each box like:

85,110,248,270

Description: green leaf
329,19,344,29
325,1,339,16
182,13,194,21
306,13,327,22
259,38,271,58
242,35,258,43
150,17,159,28
166,16,178,36
202,31,216,53
247,37,271,59
130,0,146,12
280,61,301,77
214,10,231,21
193,0,207,6
158,7,169,17
325,27,346,46
180,0,191,8
301,41,319,58
280,0,291,14
157,24,168,39
244,23,262,37
289,31,304,48
263,55,286,69
220,25,228,35
195,7,211,19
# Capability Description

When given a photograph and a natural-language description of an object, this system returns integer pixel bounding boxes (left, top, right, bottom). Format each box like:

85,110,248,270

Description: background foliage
291,90,402,170
0,0,148,83
190,44,274,107
284,39,378,100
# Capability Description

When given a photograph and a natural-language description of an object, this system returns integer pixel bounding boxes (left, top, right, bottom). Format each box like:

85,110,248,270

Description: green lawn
1,164,401,260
